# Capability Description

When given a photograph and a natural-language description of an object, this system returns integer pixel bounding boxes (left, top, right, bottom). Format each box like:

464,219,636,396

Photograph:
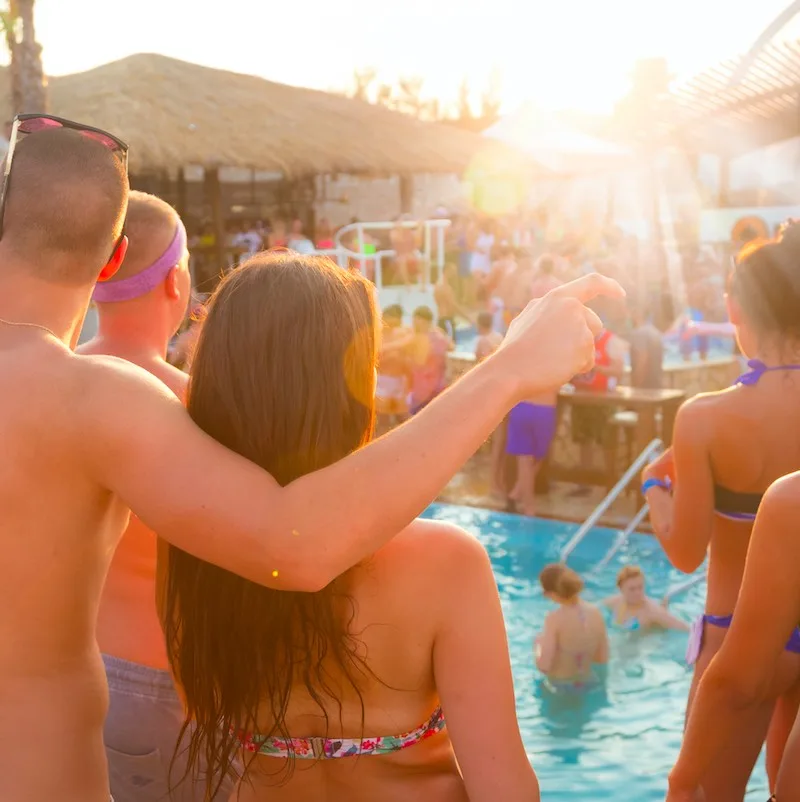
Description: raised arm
643,397,715,573
433,527,540,802
667,474,800,799
85,275,623,592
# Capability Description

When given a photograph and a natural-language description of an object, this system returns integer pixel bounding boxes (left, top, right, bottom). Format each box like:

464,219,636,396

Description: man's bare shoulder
77,340,188,401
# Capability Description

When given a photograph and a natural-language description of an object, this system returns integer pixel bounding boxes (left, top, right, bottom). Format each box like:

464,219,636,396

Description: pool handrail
663,571,706,604
592,503,651,573
560,438,664,564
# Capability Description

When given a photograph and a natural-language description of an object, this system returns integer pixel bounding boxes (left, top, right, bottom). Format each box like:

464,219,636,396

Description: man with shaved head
0,116,622,802
78,192,229,800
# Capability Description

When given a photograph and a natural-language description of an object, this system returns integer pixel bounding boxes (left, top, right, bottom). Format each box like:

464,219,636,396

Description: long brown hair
162,253,377,797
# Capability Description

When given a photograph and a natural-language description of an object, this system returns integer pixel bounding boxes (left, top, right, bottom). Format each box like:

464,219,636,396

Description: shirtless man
530,254,563,299
0,121,622,802
376,304,412,429
78,191,228,801
433,262,472,340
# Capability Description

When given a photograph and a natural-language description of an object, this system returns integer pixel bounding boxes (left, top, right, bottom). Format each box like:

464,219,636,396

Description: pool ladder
560,438,664,567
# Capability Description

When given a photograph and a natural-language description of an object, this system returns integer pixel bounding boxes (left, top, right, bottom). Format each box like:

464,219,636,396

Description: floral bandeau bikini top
235,705,446,760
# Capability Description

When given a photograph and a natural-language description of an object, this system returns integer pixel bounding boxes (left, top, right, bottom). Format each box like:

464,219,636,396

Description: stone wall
314,173,470,227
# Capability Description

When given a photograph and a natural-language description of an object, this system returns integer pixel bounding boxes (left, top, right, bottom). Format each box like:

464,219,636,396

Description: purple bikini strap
92,220,187,303
734,359,800,387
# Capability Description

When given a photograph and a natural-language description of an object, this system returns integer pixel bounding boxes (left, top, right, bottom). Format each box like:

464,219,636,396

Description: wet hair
730,222,800,338
3,127,127,284
104,190,180,284
162,253,378,798
477,311,494,332
383,303,403,320
413,305,434,322
616,565,644,588
539,563,584,599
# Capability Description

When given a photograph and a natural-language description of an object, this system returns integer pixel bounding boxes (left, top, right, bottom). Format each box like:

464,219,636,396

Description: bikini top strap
734,359,800,387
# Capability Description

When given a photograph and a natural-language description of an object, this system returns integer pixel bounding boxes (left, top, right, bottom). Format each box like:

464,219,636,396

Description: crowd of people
3,110,799,802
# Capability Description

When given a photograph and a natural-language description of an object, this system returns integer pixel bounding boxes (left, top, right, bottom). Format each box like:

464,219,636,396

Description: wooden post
176,166,187,221
207,166,225,275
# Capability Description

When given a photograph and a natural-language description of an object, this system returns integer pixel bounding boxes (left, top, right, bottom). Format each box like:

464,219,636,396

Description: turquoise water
421,504,768,801
453,326,733,366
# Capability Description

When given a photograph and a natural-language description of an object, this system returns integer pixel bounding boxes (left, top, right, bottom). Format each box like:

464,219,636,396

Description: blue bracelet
642,477,671,495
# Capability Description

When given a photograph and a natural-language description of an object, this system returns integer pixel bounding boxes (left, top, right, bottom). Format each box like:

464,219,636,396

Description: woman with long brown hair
161,253,540,802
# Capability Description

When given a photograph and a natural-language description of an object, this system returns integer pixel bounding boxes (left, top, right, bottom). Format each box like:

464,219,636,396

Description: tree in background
1,0,48,117
344,68,501,130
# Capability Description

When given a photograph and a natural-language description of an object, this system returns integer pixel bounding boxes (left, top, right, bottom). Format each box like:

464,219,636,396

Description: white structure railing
314,218,451,292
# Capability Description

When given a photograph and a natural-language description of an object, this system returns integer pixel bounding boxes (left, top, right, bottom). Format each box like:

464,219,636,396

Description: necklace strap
0,316,58,340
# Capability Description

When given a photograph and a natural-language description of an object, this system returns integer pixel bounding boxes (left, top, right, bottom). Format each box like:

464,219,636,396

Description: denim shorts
103,654,235,802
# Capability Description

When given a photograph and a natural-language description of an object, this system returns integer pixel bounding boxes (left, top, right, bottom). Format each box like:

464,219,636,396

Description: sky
22,0,800,113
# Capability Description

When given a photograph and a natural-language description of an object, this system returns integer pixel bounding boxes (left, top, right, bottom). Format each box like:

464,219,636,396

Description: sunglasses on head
0,113,129,247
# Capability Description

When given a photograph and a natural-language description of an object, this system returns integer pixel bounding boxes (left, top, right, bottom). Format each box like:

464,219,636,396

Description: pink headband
93,219,187,303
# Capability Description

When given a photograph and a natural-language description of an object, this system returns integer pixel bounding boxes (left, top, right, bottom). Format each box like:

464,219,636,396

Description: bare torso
434,281,457,318
230,521,469,802
703,385,800,615
77,341,188,670
0,334,130,802
541,601,606,682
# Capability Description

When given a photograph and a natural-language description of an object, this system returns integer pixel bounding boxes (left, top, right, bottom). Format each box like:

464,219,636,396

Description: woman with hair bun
535,563,608,689
643,220,800,801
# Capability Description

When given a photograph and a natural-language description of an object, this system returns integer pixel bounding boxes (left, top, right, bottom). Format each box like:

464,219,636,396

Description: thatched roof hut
0,54,529,177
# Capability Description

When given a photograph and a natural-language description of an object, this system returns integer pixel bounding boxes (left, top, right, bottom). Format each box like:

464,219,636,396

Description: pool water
453,326,733,366
421,504,768,801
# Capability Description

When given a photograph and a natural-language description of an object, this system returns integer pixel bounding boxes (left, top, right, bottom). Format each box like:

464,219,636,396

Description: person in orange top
79,191,231,801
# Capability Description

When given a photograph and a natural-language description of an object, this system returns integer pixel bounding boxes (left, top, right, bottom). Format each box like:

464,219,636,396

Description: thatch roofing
2,53,533,177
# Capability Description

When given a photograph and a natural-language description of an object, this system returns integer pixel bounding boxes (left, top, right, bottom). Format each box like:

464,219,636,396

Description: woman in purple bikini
642,223,800,802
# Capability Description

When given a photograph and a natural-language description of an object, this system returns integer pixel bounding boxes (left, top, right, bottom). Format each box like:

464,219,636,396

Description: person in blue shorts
506,388,558,517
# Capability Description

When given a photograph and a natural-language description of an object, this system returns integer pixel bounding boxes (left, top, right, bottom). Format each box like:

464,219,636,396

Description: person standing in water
536,564,609,689
602,565,689,632
78,192,232,801
642,224,800,801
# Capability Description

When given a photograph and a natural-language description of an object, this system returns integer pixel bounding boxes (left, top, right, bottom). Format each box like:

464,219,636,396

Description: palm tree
1,0,47,117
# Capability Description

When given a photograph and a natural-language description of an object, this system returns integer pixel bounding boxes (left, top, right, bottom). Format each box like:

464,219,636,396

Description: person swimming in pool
642,222,800,801
602,565,689,632
535,564,609,688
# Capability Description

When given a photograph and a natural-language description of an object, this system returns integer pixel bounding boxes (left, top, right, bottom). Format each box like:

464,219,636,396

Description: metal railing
663,571,706,604
592,504,651,573
328,218,451,292
560,438,664,564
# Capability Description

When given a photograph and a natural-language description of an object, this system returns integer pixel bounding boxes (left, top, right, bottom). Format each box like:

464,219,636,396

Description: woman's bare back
236,519,524,802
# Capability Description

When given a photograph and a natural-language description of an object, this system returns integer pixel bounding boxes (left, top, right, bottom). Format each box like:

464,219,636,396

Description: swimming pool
453,326,733,366
421,504,768,801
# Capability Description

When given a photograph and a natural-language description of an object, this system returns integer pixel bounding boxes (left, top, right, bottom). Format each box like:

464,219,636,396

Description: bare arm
85,274,623,592
434,530,540,802
643,399,715,573
668,474,800,795
651,601,690,632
